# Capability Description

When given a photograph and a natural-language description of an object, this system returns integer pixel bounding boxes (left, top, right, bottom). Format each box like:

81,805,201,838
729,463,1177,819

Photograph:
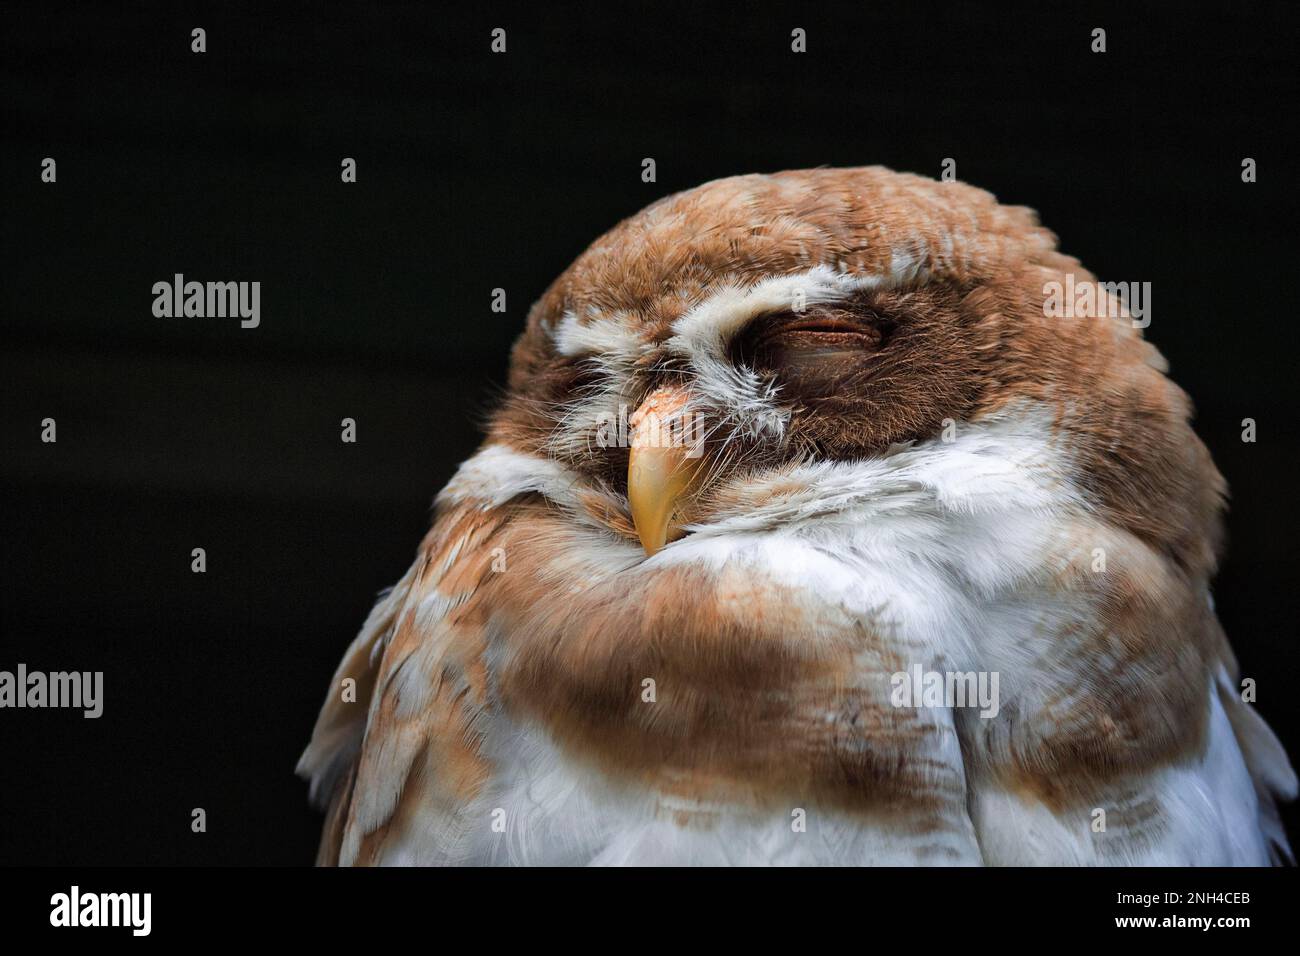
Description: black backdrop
2,1,1297,865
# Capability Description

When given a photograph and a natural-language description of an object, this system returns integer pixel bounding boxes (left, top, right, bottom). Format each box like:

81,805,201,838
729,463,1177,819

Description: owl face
484,167,1220,571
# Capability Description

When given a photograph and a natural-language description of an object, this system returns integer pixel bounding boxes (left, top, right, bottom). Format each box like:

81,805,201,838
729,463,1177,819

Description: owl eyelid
750,310,891,351
750,306,891,339
766,314,867,334
725,306,897,375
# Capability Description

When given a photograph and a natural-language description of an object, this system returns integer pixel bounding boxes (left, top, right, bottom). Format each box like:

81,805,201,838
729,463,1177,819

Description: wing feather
1215,657,1298,864
298,501,508,865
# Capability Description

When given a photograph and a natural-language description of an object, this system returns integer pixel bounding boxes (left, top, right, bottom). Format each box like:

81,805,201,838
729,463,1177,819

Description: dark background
1,1,1296,865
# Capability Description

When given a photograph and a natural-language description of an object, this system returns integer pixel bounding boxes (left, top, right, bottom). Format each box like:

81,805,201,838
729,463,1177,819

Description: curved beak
627,386,702,556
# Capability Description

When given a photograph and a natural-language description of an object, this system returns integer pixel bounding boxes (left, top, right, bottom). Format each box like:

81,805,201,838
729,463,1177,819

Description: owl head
469,166,1220,579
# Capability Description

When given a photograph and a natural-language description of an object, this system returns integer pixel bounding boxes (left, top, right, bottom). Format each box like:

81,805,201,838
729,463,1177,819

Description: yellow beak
627,386,702,556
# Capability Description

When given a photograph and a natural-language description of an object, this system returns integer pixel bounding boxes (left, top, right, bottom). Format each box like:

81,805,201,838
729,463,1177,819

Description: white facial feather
665,264,903,357
440,444,581,510
550,309,649,364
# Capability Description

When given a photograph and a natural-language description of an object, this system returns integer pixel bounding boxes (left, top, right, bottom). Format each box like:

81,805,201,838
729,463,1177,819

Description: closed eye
733,307,894,371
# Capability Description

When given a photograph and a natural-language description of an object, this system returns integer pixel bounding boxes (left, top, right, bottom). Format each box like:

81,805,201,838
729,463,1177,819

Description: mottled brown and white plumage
299,167,1295,865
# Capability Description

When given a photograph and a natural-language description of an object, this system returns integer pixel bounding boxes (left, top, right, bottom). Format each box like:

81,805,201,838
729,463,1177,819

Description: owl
299,167,1295,865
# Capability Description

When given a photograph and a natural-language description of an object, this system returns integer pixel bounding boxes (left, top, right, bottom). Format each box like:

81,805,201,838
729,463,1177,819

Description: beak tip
633,520,666,557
